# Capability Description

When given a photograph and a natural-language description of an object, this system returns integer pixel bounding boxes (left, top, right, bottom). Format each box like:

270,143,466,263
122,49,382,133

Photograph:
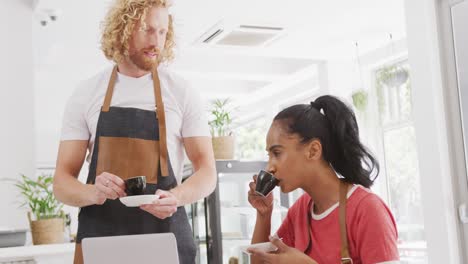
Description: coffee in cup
124,176,146,196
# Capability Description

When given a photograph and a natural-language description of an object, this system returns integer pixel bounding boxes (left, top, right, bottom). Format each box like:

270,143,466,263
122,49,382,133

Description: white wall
32,0,114,234
34,0,111,167
0,0,35,230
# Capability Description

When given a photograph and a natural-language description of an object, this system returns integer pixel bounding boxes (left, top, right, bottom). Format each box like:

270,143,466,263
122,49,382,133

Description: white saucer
119,194,160,207
240,242,278,254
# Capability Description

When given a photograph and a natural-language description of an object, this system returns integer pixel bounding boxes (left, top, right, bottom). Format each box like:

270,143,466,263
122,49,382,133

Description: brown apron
339,182,353,264
74,66,196,263
304,181,353,263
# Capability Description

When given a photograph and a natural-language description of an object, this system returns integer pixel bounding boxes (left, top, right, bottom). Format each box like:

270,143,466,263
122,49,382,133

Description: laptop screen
82,233,179,264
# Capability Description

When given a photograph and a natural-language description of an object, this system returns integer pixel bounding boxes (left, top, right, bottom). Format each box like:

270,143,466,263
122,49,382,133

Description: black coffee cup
125,176,146,196
255,170,279,197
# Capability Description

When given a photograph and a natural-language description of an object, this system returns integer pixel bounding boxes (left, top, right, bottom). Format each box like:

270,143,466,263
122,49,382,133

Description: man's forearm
53,174,96,207
170,166,216,207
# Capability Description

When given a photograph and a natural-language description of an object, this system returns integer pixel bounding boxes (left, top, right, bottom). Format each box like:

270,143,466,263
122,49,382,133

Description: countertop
0,243,74,261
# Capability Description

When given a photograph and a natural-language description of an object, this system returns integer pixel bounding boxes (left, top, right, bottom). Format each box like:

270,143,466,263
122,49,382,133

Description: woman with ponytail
248,95,399,264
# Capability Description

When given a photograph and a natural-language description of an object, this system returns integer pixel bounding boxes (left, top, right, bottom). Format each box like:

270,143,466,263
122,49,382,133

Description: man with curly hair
52,1,216,263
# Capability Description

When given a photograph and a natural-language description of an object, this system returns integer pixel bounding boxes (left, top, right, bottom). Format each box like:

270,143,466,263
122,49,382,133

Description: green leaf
10,173,63,220
208,98,235,136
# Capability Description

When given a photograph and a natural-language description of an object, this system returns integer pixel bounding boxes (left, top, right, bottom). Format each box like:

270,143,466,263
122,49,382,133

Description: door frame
405,0,466,263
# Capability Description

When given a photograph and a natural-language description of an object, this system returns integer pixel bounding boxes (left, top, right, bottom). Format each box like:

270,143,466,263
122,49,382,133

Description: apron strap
102,66,118,112
339,182,353,264
152,67,169,177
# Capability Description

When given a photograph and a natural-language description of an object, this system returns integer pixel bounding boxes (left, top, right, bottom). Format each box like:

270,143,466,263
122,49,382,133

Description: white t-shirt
60,66,210,184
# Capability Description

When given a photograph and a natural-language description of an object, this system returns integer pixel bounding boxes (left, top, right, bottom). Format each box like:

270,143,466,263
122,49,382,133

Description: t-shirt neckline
310,184,360,220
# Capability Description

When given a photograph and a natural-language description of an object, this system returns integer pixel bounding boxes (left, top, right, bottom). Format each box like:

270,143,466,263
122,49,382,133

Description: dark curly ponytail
274,95,379,188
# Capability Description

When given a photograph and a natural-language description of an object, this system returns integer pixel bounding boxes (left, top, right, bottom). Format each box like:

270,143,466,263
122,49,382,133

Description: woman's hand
140,189,178,219
94,172,126,205
249,236,318,264
248,175,274,216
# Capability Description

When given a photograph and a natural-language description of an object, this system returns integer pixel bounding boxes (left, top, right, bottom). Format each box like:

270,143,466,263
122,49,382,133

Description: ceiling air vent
196,21,284,47
202,29,224,43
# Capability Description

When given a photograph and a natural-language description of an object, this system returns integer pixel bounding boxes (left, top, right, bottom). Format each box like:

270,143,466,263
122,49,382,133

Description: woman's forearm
252,211,272,243
250,211,272,264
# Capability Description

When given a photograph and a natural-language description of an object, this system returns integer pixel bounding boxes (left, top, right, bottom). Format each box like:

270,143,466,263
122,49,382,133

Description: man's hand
93,172,126,205
139,189,179,219
248,236,318,264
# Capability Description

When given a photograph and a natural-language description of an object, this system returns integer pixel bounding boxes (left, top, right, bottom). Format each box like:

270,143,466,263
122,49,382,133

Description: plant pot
382,69,409,87
28,213,64,245
212,136,235,160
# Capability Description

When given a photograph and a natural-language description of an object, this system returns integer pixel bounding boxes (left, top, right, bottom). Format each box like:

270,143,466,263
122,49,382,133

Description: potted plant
209,98,235,160
378,65,409,87
14,174,65,245
352,89,368,113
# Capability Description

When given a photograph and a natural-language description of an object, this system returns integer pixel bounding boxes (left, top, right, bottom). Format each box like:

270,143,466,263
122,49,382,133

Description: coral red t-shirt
276,186,399,264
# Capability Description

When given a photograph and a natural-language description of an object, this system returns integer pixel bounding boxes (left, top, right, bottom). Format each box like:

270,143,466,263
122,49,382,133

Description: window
234,95,316,161
235,116,269,161
373,61,427,263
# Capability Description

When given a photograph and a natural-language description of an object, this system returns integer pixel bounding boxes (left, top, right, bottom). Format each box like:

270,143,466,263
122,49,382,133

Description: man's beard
129,48,159,71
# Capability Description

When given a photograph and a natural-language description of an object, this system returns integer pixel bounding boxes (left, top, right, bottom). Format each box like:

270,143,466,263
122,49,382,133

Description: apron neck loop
339,181,352,264
152,66,169,177
305,181,352,263
102,66,118,112
101,65,169,177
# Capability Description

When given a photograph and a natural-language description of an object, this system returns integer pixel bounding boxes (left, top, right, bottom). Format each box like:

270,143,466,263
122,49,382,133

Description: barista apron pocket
96,136,159,184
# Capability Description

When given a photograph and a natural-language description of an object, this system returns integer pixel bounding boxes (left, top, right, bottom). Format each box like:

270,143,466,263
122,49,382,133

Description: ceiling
32,0,407,123
171,0,406,120
171,0,406,57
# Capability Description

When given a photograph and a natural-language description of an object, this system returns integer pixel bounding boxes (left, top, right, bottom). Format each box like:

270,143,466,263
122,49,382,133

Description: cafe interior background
1,0,468,263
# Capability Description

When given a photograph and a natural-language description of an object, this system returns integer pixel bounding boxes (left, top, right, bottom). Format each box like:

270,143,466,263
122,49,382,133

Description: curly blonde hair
101,0,175,64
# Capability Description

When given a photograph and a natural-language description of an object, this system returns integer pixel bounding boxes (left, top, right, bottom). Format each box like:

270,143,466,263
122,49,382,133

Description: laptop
82,233,179,264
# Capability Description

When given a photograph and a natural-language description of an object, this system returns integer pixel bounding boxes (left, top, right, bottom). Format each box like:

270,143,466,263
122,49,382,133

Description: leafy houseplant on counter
14,174,65,245
209,98,235,160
